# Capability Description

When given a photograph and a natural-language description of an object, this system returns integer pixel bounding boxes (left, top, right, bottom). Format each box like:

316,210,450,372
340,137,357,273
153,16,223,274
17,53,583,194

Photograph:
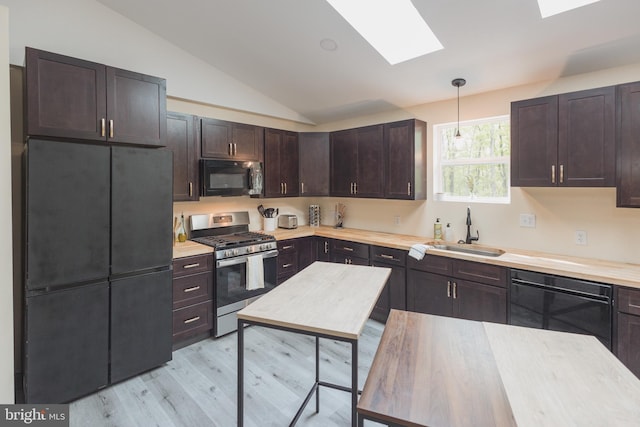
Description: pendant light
452,78,466,139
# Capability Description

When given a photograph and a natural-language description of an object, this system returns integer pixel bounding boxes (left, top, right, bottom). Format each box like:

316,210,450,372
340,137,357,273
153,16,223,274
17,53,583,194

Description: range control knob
247,246,254,254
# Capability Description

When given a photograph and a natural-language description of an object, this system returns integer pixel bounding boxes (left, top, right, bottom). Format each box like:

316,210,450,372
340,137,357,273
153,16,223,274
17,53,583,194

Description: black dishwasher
509,269,612,349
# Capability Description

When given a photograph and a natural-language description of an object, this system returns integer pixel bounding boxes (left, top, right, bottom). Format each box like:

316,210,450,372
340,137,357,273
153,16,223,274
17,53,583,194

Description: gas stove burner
192,231,274,250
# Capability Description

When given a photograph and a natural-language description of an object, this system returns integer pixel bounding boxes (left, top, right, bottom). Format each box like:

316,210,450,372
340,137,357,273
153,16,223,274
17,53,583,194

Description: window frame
433,115,511,204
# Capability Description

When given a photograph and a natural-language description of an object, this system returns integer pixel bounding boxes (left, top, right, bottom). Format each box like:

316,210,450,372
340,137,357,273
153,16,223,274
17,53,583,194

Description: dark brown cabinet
330,239,370,265
172,254,214,347
407,255,507,323
277,237,315,283
370,246,406,322
315,237,332,262
26,47,166,146
167,112,199,201
511,86,615,187
264,128,299,197
330,125,384,198
201,117,263,161
383,119,427,200
299,132,330,196
616,287,640,378
616,82,640,207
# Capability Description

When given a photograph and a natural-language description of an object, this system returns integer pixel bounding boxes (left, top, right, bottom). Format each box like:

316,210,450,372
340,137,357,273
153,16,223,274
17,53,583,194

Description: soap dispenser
434,218,443,240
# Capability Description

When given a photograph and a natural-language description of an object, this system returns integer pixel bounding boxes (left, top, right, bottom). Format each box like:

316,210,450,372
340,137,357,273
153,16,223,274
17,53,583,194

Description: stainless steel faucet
465,207,479,244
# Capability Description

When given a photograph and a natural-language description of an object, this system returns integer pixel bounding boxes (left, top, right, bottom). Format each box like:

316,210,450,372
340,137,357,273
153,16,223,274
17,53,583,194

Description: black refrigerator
24,139,173,403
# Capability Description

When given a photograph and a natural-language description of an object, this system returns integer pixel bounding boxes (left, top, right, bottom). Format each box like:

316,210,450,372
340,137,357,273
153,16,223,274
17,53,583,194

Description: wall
0,4,15,404
172,63,640,265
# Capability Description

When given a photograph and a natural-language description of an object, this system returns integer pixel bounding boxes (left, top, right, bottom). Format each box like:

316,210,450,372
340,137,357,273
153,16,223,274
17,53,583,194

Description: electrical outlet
394,215,401,225
575,230,588,245
519,213,536,228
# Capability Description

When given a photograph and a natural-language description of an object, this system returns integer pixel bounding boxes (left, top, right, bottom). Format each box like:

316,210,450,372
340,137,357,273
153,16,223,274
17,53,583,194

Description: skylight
537,0,600,18
326,0,443,65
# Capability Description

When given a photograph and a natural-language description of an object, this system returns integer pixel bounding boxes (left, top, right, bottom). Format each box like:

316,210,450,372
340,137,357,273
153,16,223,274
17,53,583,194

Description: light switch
519,213,536,228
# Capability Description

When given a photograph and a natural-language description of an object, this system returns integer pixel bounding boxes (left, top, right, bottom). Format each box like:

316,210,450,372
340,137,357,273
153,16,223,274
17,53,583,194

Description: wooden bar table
237,261,391,427
358,310,640,427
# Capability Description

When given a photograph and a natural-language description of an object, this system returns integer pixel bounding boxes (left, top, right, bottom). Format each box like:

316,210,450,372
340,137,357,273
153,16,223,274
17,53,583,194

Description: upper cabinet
264,128,299,197
616,82,640,208
299,132,330,196
330,124,384,198
26,47,166,147
383,119,426,200
201,117,264,161
511,86,615,187
166,112,199,202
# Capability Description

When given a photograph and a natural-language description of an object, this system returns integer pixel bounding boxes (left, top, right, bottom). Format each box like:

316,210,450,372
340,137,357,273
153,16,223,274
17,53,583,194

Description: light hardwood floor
70,320,385,427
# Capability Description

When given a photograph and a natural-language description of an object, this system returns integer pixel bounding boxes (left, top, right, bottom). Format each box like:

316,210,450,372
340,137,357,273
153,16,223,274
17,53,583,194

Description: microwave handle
216,249,278,268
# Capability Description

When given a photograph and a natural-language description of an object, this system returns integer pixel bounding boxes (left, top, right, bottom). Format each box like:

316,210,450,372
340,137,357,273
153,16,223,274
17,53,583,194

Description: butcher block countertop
172,225,640,289
268,226,640,289
358,310,640,427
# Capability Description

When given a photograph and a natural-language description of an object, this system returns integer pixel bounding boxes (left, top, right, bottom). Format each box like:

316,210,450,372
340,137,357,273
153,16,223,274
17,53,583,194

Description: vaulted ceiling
97,0,640,124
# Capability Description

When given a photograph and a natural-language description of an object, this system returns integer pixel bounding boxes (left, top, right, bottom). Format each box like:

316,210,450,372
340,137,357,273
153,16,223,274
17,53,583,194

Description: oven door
215,249,278,310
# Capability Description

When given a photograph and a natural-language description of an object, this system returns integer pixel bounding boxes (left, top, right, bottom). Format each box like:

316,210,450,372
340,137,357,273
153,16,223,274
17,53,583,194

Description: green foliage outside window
435,117,510,202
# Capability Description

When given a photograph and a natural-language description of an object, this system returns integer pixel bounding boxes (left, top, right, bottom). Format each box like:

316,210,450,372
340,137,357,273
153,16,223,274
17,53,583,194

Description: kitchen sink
428,243,505,257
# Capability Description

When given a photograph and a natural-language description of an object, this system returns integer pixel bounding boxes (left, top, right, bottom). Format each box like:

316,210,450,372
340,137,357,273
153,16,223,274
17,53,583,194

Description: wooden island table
358,310,640,427
237,261,391,427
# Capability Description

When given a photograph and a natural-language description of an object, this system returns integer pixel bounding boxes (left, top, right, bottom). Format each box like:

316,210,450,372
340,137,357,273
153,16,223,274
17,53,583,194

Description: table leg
352,339,358,427
237,319,244,427
315,336,320,413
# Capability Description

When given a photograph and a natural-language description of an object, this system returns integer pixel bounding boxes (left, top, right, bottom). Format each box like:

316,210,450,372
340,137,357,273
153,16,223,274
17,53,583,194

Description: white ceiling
97,0,640,124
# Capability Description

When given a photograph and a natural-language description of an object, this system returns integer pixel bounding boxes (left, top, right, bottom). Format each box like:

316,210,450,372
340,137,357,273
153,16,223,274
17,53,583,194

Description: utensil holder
309,205,320,227
264,217,276,232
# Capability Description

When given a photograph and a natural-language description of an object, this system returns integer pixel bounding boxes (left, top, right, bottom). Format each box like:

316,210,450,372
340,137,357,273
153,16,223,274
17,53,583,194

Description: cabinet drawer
453,259,507,288
277,239,298,253
278,251,298,277
618,287,640,316
172,301,213,339
331,254,369,266
370,245,406,266
331,239,369,259
173,254,213,277
407,254,452,275
173,271,213,309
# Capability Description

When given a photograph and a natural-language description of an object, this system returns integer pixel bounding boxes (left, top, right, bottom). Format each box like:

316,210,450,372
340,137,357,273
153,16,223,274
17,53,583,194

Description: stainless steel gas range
190,212,278,337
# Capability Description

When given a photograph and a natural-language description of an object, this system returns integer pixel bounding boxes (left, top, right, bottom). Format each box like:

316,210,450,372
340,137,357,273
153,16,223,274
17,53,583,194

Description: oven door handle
216,249,278,268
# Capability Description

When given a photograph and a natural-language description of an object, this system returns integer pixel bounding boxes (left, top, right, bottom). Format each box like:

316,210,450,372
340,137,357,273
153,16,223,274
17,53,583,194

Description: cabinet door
510,96,558,186
453,279,507,324
330,129,358,196
297,237,316,271
355,125,385,198
558,86,615,187
299,132,330,196
617,82,640,207
232,122,264,161
106,67,167,147
316,237,331,262
617,313,640,378
201,118,233,158
371,262,406,322
264,128,283,197
281,131,299,196
26,47,106,141
167,112,198,201
406,270,453,317
384,120,426,200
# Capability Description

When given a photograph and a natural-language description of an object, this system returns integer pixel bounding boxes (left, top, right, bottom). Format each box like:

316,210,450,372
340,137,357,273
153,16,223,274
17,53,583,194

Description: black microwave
200,159,263,197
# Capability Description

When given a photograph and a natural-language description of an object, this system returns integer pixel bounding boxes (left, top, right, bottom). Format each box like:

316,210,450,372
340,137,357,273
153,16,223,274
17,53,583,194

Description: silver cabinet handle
189,182,193,197
282,245,294,250
560,164,564,184
380,254,394,260
350,182,354,194
101,118,106,137
184,316,201,324
109,119,114,138
551,165,556,184
342,247,354,252
447,281,451,298
183,263,200,269
354,182,357,194
284,182,287,194
184,285,201,293
301,182,305,194
282,263,293,268
324,241,329,253
234,143,237,156
629,303,640,310
229,143,233,156
453,282,458,299
408,182,411,196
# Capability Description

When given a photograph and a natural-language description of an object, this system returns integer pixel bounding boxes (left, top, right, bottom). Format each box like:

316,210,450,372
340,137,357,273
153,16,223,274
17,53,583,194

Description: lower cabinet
277,237,315,283
172,253,214,347
370,246,406,322
315,237,331,261
407,254,507,324
330,239,369,265
616,287,640,378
